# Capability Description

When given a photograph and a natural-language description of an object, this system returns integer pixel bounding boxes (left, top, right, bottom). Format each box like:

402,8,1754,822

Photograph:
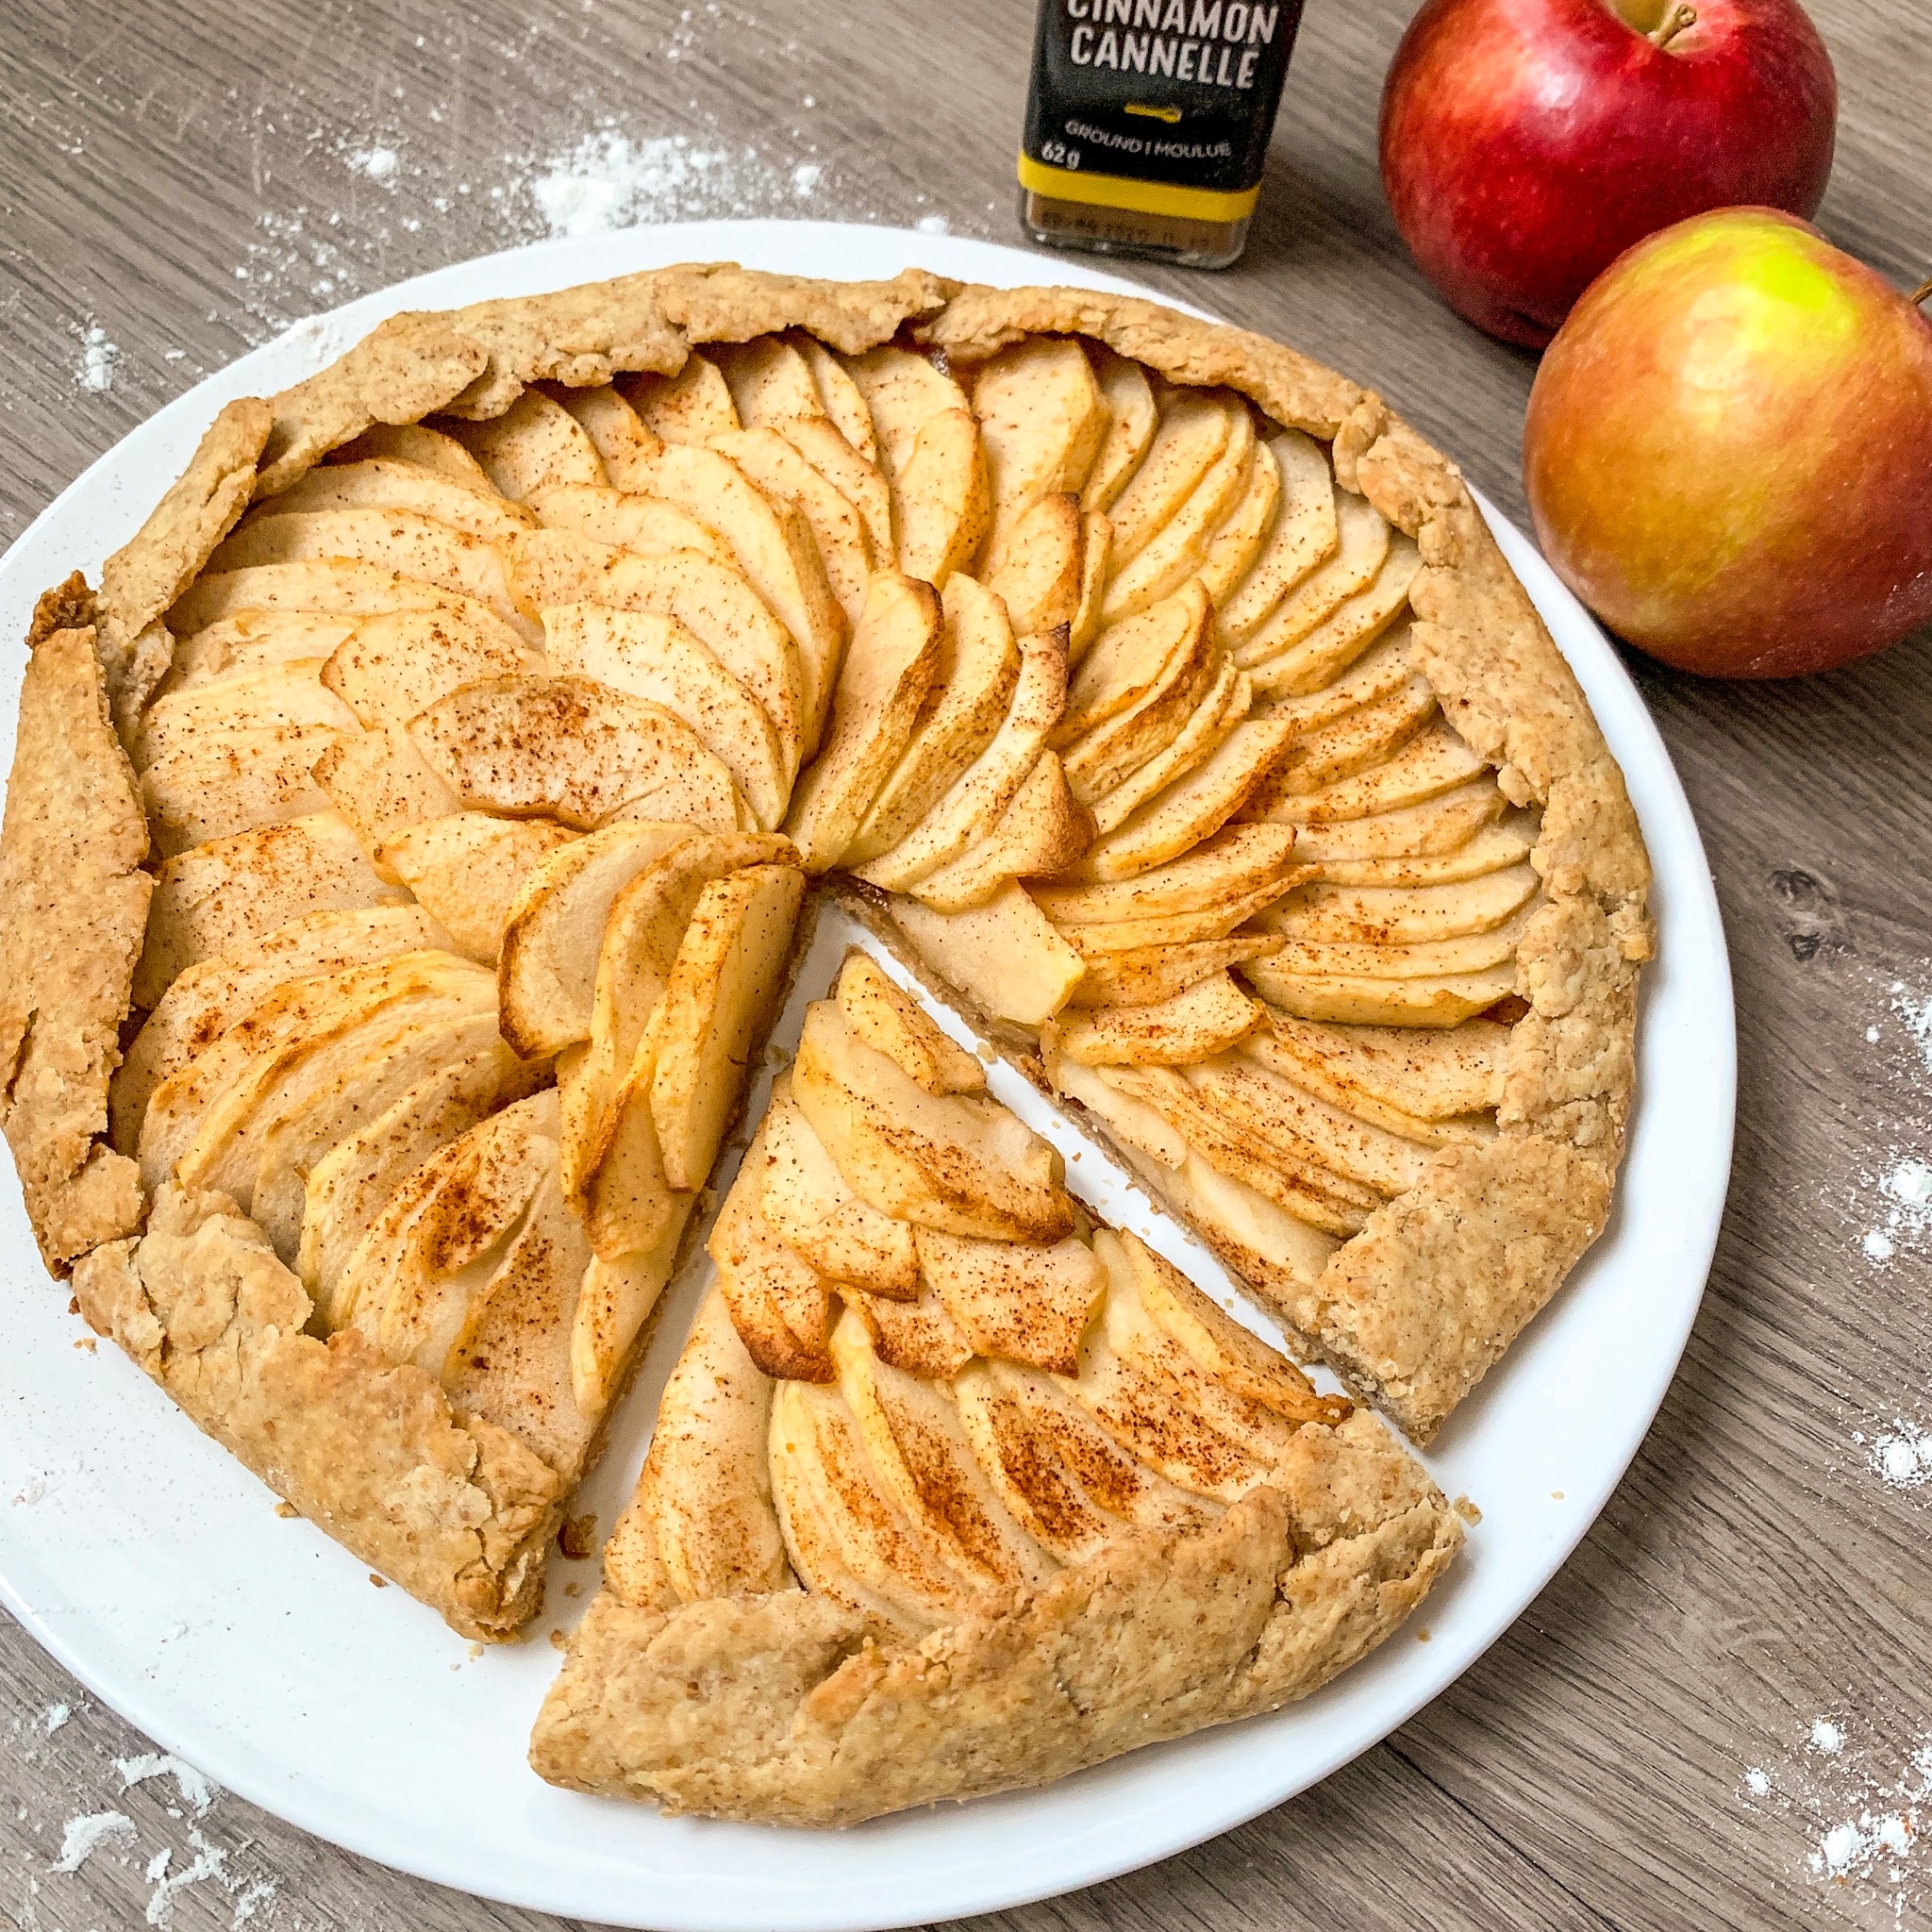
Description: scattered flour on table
1852,981,1932,1267
51,1809,136,1873
41,1702,70,1734
346,145,400,184
75,323,118,392
116,1750,216,1815
1740,1718,1932,1919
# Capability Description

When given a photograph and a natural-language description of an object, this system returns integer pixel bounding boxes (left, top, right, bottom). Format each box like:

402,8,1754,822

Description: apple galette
0,261,1645,1816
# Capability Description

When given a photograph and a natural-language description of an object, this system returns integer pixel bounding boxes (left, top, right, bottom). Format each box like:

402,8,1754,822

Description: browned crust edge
924,285,1653,1441
530,1408,1460,1824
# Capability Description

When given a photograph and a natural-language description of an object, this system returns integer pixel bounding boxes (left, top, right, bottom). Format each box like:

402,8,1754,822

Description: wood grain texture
3,0,1931,1926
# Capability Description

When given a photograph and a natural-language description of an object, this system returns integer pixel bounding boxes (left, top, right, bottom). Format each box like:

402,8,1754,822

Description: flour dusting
52,1808,135,1873
525,125,801,237
347,145,401,184
1855,981,1932,1265
117,1750,216,1815
76,323,119,393
41,1702,71,1734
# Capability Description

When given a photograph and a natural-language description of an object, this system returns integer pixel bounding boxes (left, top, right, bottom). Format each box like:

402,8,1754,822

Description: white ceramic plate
0,221,1733,1931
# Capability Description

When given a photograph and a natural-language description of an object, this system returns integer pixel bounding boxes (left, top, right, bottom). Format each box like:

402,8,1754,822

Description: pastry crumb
563,1581,582,1597
275,1501,299,1519
1416,1627,1431,1642
548,1628,569,1652
558,1511,599,1559
1454,1494,1482,1524
67,1296,80,1315
369,1573,388,1588
73,1337,95,1352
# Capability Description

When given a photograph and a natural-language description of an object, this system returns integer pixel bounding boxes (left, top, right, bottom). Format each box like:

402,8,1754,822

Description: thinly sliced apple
835,951,984,1098
379,812,576,963
1079,349,1158,515
313,724,463,860
1099,403,1255,623
853,628,1067,893
916,1226,1106,1376
650,862,807,1190
1183,1058,1435,1197
1036,823,1300,924
1050,971,1260,1068
299,1041,543,1320
111,903,445,1152
443,390,608,499
354,1091,558,1365
1215,430,1340,645
1233,490,1391,669
908,752,1093,913
1266,625,1420,738
168,558,507,641
632,442,845,742
1312,818,1535,890
775,416,892,562
1124,1235,1348,1424
970,337,1109,567
169,974,497,1209
709,1141,837,1381
1247,534,1424,698
1104,390,1237,566
1074,716,1293,883
329,422,495,491
1241,958,1520,1028
708,337,824,426
709,425,874,628
986,491,1083,638
796,336,877,461
759,1076,921,1298
1285,774,1507,862
887,884,1087,1032
1253,1013,1509,1121
840,345,969,483
828,1308,1054,1589
1062,935,1281,1010
258,458,535,542
163,611,359,692
622,1283,790,1603
320,606,539,735
206,508,522,627
1254,721,1490,826
133,813,409,1009
1060,583,1204,746
251,1007,508,1260
137,663,353,772
443,1162,599,1474
791,999,1073,1242
1197,434,1283,608
624,358,741,443
844,573,1019,865
1271,861,1540,946
527,483,733,565
1055,874,1308,952
506,527,805,778
845,1287,975,1379
541,602,790,831
409,674,747,833
139,950,486,1193
1236,1029,1492,1149
1254,904,1531,980
142,724,342,857
548,383,662,491
1059,632,1223,806
1069,509,1111,660
1086,655,1245,839
583,1018,679,1264
496,821,708,1057
768,1377,975,1629
895,408,991,587
1092,1228,1308,1461
782,572,941,871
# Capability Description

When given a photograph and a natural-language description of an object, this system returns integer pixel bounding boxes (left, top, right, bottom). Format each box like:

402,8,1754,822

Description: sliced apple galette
0,261,1644,1812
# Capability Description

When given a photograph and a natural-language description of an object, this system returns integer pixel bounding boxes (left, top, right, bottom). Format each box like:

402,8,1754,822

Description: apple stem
1914,275,1932,308
1650,2,1697,46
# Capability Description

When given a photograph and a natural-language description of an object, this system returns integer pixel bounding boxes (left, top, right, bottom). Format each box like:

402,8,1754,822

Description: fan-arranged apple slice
970,336,1110,570
548,383,661,491
526,483,734,565
625,358,741,444
442,390,610,500
378,813,578,965
259,458,538,542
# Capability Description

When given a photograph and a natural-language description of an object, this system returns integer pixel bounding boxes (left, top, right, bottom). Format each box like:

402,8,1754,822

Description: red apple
1379,0,1837,347
1523,208,1932,678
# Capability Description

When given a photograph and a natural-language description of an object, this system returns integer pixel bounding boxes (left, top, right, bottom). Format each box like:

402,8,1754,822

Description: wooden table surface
4,0,1930,1925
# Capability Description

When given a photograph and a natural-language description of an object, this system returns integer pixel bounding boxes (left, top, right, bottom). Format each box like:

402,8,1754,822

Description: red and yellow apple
1523,208,1932,678
1380,0,1837,347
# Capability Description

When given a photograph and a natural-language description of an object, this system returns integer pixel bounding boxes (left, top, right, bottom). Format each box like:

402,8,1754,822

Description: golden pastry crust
75,1184,563,1639
531,1409,1459,1824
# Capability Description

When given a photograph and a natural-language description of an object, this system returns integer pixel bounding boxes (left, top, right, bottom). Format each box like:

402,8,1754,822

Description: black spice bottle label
1020,0,1306,215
